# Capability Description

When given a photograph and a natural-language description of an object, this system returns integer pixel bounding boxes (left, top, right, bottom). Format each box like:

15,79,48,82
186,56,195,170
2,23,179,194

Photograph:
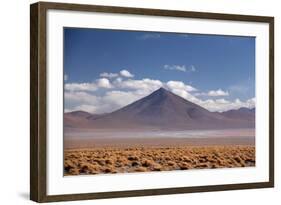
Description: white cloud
65,78,162,93
114,77,123,83
164,64,196,72
65,78,114,91
120,69,134,78
117,78,163,91
215,99,230,104
246,97,255,105
194,89,229,97
197,97,255,112
103,90,143,109
166,80,197,92
208,89,229,97
72,104,98,113
171,91,255,112
96,78,113,88
100,72,119,78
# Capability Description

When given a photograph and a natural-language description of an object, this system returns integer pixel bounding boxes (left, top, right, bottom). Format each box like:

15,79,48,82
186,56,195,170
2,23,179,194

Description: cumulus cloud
118,78,163,91
208,89,229,97
103,90,143,109
96,78,113,88
114,77,123,83
65,78,113,92
64,74,68,81
198,98,255,112
196,89,229,97
100,72,119,78
166,80,197,92
120,69,134,78
164,64,196,72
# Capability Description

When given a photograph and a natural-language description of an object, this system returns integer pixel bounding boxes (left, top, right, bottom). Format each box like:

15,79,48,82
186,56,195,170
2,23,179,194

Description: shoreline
64,136,255,149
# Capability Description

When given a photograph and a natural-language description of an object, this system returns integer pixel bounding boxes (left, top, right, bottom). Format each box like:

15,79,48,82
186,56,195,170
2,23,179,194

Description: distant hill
220,107,255,121
64,111,103,128
64,88,255,130
65,110,92,118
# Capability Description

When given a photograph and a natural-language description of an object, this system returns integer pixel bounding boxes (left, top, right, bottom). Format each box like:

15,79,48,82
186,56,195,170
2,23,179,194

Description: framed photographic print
30,1,274,202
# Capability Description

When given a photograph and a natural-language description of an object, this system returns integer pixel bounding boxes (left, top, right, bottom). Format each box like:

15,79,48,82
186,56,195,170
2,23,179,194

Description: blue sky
64,27,255,114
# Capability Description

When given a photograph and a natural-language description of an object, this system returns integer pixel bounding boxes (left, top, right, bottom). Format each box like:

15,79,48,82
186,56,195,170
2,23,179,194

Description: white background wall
0,0,279,204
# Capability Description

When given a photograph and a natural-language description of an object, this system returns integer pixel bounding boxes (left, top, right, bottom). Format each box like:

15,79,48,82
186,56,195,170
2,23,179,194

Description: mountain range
64,88,255,130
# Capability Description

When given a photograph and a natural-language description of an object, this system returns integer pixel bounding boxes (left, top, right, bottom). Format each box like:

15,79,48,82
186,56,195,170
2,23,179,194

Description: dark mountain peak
101,86,226,125
148,87,189,101
131,87,185,108
155,87,169,93
112,86,211,117
150,87,172,97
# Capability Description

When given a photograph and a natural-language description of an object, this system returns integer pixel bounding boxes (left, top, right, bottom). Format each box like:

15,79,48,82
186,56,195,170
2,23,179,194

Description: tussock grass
64,145,255,175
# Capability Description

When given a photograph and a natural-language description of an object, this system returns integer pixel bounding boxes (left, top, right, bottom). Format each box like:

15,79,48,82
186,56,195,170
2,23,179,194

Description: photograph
63,28,256,176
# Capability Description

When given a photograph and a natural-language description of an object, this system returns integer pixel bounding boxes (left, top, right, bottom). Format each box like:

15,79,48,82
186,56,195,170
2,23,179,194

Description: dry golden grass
64,145,255,175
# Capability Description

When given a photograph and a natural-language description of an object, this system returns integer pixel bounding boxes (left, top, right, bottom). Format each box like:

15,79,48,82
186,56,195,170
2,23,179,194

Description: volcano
64,88,255,130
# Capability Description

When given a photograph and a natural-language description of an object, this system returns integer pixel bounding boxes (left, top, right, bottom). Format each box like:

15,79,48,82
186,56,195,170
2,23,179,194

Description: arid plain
64,145,255,175
64,129,255,175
